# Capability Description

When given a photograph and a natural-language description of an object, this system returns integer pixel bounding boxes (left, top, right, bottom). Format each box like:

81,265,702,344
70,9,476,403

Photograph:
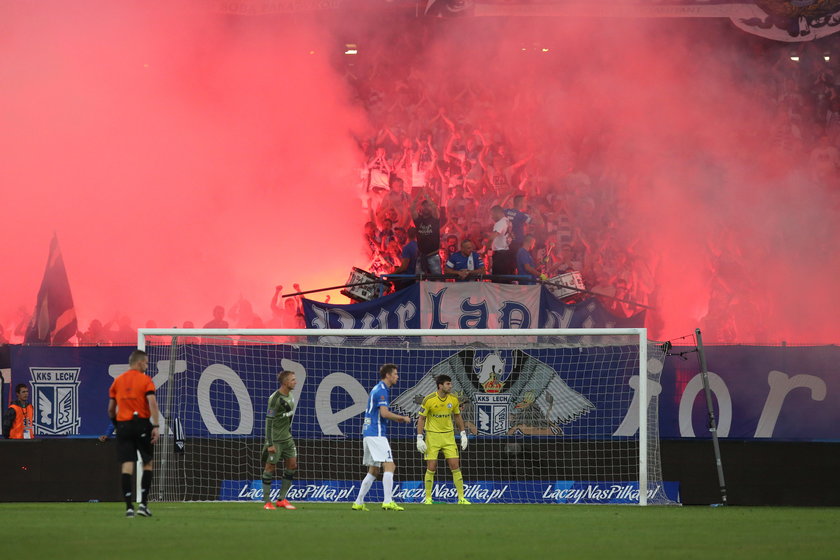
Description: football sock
121,473,133,508
424,469,435,500
355,473,376,505
262,471,273,503
140,470,152,505
279,469,296,501
452,469,464,501
383,471,394,503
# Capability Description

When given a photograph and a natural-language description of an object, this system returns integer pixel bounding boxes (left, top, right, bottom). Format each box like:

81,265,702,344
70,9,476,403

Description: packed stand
348,25,840,341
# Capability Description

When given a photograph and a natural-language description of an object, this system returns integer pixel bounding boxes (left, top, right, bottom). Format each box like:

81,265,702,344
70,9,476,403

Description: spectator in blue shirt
516,235,544,285
445,240,486,281
392,227,419,291
505,194,531,254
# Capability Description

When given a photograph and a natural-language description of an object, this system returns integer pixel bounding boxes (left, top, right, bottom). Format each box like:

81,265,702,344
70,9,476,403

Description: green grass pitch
1,502,838,559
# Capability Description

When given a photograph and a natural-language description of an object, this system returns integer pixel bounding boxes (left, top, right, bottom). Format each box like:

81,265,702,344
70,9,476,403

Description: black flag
24,234,78,345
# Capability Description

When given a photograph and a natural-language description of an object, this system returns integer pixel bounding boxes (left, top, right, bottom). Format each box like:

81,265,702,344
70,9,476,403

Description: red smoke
2,1,366,334
2,4,839,344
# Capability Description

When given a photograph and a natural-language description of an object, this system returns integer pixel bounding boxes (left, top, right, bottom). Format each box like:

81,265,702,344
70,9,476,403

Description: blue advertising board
7,342,840,441
220,479,681,504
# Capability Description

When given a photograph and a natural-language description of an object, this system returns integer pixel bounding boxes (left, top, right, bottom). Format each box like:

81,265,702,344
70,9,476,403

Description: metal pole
695,328,728,506
155,337,179,501
638,329,648,506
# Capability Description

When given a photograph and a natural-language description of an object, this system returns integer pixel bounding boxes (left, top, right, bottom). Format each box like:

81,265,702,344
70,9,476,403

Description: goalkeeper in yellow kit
416,374,470,505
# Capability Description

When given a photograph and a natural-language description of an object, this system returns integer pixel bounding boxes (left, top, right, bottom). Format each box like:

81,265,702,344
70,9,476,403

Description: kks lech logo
392,349,594,436
29,367,81,435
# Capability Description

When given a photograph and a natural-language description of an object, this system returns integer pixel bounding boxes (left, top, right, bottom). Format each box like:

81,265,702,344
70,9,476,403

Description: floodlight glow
790,56,800,62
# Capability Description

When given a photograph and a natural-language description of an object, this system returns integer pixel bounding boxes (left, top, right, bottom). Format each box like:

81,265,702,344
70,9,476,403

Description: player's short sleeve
418,393,433,417
373,385,389,409
108,379,118,399
266,393,281,418
143,375,156,395
451,395,461,415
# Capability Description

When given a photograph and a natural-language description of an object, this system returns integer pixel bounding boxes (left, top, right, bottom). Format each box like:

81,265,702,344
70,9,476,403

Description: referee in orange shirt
108,349,159,518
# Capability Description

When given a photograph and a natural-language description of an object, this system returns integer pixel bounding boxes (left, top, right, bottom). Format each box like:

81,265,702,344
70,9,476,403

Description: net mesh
143,329,676,505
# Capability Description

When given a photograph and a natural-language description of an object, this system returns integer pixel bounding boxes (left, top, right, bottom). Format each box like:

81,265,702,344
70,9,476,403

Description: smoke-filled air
2,2,839,344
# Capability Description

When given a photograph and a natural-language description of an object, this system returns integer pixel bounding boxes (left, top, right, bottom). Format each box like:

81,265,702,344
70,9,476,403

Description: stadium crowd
349,27,840,341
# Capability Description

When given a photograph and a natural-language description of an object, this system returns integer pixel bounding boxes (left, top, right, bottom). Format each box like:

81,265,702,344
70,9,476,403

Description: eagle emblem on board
391,349,594,436
29,367,81,435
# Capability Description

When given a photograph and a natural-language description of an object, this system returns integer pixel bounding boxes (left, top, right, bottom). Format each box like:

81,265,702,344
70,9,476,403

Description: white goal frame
138,327,660,506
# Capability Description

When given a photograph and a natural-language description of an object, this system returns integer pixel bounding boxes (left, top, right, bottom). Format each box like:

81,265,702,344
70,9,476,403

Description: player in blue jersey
352,363,412,511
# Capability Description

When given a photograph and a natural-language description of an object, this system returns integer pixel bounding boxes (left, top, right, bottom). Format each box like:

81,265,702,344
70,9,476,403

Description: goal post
138,328,678,505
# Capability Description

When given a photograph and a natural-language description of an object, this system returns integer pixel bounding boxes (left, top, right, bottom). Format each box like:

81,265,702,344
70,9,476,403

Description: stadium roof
213,0,840,42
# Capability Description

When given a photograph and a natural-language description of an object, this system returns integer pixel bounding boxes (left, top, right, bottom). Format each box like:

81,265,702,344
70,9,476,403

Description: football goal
138,328,677,505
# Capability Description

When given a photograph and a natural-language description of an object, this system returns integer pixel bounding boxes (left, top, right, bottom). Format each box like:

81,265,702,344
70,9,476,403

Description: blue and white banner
540,291,644,330
658,345,840,440
220,479,680,504
305,284,422,330
303,282,642,331
8,342,840,441
140,344,640,440
419,281,541,329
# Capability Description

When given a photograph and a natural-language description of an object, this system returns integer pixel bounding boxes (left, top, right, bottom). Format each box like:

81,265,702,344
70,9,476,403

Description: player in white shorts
352,363,411,511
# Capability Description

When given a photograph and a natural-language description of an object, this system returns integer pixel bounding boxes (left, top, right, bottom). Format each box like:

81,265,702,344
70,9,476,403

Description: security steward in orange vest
3,384,35,439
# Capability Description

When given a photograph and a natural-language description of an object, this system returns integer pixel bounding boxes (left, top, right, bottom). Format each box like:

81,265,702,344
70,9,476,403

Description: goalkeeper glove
281,409,295,418
416,434,427,453
460,431,468,450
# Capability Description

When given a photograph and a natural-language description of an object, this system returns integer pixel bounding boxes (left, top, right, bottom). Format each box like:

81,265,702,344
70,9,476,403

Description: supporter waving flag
24,234,78,345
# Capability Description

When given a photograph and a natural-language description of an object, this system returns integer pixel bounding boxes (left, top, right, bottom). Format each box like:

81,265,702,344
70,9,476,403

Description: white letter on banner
678,371,731,437
280,359,307,399
754,370,826,438
316,372,368,436
312,307,356,344
197,364,253,434
613,375,662,436
395,301,417,328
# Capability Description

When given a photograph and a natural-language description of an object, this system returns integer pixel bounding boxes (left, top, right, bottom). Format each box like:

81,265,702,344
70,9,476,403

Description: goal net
139,328,678,505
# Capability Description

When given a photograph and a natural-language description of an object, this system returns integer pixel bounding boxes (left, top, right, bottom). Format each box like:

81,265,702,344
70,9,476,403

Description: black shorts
115,417,154,464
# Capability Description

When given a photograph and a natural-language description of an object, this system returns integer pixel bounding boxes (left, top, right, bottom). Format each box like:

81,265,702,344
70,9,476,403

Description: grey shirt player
263,391,296,460
260,370,299,509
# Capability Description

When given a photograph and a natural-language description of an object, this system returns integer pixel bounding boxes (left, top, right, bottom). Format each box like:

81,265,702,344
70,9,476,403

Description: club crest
29,367,81,435
392,349,595,436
